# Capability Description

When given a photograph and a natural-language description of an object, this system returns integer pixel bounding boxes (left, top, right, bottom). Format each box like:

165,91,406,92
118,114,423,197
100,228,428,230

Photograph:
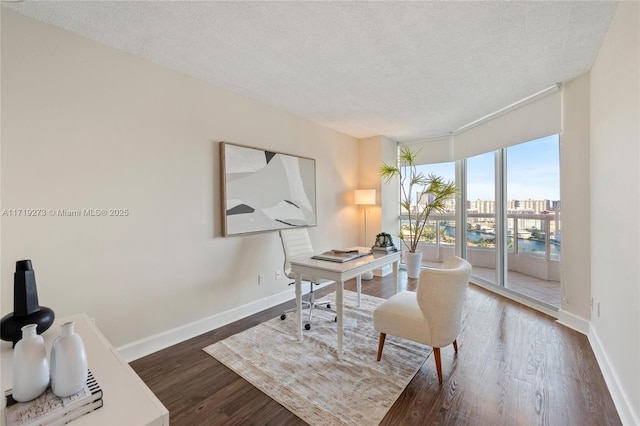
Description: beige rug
203,291,431,426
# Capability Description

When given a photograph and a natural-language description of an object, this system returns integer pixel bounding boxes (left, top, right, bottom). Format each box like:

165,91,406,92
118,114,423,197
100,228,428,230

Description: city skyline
418,134,560,201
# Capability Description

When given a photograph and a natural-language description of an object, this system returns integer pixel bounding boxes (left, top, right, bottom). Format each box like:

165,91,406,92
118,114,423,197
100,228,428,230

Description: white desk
290,247,400,359
1,313,169,426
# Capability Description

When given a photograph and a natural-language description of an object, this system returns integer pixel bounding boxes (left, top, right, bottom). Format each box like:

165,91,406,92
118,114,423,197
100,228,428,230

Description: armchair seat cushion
373,291,431,346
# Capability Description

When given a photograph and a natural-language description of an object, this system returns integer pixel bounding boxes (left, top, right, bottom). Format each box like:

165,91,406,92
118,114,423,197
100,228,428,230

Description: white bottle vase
50,321,88,397
13,324,50,402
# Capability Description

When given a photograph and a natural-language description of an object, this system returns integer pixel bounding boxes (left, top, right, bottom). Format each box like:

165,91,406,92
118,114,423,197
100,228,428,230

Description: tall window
398,134,561,309
505,135,561,306
466,152,497,284
399,161,456,265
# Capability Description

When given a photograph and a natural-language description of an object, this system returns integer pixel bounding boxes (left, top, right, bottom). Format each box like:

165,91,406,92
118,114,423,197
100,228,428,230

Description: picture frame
220,142,317,236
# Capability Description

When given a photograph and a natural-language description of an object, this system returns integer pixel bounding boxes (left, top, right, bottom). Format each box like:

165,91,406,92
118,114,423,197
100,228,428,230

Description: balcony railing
399,210,561,285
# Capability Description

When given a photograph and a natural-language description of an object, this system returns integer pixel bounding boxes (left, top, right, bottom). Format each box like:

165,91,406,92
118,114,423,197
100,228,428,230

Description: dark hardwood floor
130,272,621,425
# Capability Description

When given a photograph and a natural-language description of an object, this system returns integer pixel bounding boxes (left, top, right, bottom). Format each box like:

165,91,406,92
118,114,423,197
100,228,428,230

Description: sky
418,134,560,201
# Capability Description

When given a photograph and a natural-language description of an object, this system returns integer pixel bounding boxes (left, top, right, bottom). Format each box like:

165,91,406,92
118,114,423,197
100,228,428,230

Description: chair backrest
416,256,472,348
279,227,314,278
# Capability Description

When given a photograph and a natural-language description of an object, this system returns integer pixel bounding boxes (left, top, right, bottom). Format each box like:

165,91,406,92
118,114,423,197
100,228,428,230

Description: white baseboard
589,325,640,426
556,308,590,335
118,286,301,362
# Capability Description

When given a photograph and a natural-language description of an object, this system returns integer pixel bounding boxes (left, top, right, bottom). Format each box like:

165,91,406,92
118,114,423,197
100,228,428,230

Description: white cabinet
1,313,169,425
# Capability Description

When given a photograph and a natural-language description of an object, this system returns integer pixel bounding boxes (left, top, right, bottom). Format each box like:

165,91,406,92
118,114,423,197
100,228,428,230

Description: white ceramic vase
13,324,50,402
50,321,88,397
405,251,423,279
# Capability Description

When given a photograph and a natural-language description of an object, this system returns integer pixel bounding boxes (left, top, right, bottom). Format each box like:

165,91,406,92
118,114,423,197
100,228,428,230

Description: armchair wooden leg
434,347,443,384
453,339,458,352
376,333,386,361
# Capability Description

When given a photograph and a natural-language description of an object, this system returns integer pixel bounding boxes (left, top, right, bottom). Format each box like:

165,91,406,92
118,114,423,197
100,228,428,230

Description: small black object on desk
0,260,55,347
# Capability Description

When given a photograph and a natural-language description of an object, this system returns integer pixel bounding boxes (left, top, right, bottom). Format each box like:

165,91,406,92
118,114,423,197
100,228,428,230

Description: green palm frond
379,148,457,253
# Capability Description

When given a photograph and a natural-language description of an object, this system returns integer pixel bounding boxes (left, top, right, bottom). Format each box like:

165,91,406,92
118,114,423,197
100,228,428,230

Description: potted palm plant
380,146,457,278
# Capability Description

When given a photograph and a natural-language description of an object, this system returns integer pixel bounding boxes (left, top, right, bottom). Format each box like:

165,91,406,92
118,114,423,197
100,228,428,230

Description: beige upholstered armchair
373,256,472,384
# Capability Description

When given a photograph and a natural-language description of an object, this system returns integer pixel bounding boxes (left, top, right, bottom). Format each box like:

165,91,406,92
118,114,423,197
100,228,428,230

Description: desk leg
294,272,303,341
356,275,362,307
393,260,399,294
336,280,344,360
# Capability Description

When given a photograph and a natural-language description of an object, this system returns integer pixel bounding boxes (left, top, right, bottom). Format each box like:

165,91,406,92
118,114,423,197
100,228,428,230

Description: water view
442,226,560,259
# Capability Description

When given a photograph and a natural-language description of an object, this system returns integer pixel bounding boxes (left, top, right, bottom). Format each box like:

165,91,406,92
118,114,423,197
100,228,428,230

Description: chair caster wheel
280,314,286,320
304,323,311,330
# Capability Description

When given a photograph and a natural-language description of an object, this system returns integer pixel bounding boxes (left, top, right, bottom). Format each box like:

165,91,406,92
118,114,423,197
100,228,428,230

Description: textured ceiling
3,1,618,141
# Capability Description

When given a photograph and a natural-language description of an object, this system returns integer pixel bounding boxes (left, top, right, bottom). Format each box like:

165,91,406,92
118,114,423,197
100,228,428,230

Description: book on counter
5,370,103,426
372,245,398,253
312,248,372,263
48,399,103,426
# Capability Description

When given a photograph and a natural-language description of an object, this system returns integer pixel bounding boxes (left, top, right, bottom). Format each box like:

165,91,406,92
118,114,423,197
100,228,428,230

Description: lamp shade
354,189,376,205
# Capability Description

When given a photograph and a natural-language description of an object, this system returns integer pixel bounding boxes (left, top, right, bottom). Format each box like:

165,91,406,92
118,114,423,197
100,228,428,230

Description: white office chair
373,256,471,384
279,227,335,330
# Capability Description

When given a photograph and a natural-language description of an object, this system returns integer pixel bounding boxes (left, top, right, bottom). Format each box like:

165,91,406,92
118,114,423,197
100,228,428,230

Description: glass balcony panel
506,135,560,307
466,152,497,285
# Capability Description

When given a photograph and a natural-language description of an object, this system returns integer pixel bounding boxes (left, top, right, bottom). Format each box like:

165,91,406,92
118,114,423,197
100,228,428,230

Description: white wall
589,1,640,424
558,72,592,328
357,135,399,248
380,136,400,244
1,11,360,354
356,136,383,246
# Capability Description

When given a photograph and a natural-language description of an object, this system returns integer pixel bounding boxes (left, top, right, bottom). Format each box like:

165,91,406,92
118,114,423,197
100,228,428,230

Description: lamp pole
363,206,368,247
355,189,376,281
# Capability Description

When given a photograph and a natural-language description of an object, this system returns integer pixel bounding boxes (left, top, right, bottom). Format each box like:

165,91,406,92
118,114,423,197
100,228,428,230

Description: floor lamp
355,189,376,280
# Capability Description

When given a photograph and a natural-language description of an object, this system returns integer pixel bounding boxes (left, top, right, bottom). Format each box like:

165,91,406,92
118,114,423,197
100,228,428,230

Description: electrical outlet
275,270,281,279
597,302,600,318
258,274,265,285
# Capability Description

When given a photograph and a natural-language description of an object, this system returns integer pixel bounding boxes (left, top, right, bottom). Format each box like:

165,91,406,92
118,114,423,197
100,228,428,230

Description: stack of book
5,370,103,426
312,249,371,263
372,245,397,253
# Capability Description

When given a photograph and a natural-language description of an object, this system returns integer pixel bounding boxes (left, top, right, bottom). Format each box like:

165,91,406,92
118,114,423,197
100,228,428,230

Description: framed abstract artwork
220,142,317,236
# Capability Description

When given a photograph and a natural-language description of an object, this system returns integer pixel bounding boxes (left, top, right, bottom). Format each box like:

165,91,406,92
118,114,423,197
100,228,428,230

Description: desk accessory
1,260,55,346
312,249,371,263
12,324,49,402
372,232,397,253
5,370,103,426
50,321,88,397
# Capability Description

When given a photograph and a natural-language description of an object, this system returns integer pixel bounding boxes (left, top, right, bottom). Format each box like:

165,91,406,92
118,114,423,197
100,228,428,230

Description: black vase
1,260,55,346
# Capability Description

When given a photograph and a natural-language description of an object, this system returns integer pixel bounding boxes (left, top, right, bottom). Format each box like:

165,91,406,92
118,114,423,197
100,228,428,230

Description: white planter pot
405,251,423,279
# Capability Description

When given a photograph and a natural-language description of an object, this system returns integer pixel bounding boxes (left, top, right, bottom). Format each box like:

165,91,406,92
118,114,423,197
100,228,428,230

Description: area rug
203,291,431,426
